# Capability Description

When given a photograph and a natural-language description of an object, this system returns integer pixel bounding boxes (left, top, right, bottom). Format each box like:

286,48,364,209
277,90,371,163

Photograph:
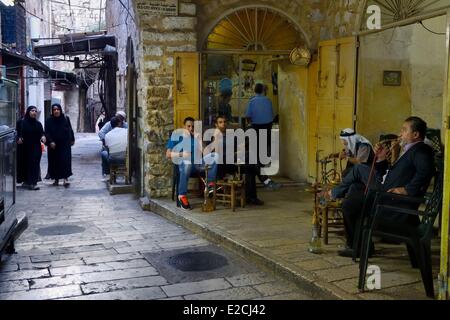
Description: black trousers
336,165,420,248
252,122,272,183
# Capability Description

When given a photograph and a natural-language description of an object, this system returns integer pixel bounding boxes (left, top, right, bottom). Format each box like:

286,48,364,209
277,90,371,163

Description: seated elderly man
101,117,128,177
338,128,374,177
325,116,435,257
166,117,218,211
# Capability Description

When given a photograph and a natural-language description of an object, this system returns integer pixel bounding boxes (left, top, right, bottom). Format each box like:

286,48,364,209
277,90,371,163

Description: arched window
205,7,307,52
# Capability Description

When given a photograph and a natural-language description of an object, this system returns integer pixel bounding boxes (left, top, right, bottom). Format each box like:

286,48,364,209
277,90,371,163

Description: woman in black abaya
45,103,75,187
16,106,46,190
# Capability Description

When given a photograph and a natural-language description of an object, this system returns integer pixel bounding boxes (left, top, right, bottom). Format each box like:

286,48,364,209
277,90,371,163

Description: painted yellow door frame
173,52,200,129
439,9,450,301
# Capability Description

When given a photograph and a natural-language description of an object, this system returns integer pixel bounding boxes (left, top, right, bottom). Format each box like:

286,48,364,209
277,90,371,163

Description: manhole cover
168,251,228,272
35,225,85,236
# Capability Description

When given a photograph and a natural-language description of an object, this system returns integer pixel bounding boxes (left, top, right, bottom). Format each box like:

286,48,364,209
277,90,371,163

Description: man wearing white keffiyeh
338,128,374,167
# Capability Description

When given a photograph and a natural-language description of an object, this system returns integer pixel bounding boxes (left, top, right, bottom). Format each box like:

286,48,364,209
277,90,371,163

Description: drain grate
35,225,85,236
168,251,228,272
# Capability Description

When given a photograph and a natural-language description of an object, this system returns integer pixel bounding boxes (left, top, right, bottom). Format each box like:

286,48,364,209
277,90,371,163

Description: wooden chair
317,197,345,245
110,149,130,185
213,166,246,212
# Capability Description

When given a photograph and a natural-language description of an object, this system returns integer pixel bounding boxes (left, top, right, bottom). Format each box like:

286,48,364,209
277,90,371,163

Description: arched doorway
200,6,311,181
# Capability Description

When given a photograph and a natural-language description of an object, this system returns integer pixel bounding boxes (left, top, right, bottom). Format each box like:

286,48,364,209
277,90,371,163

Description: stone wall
138,1,198,198
319,0,366,41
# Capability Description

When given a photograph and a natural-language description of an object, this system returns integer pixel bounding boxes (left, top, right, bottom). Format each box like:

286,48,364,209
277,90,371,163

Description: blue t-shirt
245,94,274,125
166,133,197,164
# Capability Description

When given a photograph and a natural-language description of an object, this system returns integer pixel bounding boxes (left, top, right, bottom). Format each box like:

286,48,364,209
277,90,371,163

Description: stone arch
200,4,312,51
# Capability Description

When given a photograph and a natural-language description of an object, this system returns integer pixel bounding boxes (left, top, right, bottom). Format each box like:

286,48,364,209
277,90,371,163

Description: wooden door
174,52,200,129
312,37,357,183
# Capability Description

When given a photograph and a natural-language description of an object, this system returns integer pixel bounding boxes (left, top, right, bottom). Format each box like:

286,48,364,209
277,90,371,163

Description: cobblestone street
0,133,316,300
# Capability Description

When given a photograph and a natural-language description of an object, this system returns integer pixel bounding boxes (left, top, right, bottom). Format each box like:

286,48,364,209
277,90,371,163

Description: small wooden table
213,168,246,212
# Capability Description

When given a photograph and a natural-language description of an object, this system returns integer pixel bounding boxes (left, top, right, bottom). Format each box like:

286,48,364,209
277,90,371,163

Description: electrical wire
118,0,136,23
47,0,104,10
419,21,446,35
23,2,105,33
23,5,73,32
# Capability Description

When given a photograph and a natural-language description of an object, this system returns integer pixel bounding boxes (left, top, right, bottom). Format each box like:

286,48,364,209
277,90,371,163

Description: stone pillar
138,2,197,198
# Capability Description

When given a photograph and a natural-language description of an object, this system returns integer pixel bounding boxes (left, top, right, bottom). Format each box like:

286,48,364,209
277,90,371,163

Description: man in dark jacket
327,116,435,257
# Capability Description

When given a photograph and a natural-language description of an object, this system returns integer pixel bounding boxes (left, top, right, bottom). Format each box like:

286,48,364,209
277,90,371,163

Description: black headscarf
24,106,38,121
51,103,65,122
17,105,43,143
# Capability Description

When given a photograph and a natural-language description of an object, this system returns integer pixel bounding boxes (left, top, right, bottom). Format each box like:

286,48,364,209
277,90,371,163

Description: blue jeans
101,150,109,175
178,153,218,196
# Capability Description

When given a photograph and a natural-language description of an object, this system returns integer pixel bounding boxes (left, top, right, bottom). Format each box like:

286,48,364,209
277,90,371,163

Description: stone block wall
319,0,367,41
138,1,197,198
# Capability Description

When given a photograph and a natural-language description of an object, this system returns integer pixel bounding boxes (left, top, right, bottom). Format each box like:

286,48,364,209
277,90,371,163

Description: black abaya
45,114,75,180
16,116,44,185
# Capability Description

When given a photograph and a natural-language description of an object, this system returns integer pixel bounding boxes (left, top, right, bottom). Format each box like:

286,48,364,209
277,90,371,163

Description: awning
1,48,77,85
33,35,116,58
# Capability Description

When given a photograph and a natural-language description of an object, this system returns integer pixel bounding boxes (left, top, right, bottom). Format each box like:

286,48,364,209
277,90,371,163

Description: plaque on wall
136,0,178,16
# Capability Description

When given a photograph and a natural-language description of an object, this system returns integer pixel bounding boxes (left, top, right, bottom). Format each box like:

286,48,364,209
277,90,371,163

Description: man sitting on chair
325,116,435,257
102,117,128,175
166,117,218,211
211,115,264,206
338,128,375,177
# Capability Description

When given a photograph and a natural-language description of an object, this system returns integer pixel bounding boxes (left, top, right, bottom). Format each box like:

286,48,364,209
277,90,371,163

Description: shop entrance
198,6,310,182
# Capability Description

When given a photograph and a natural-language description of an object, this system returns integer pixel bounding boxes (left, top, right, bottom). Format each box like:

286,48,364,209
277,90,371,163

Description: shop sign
136,0,178,16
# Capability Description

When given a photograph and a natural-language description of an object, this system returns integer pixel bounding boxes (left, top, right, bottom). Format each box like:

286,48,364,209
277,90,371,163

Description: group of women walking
16,103,75,190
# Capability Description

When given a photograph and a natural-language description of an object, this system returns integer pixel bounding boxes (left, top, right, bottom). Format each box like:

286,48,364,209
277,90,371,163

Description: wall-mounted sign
136,0,178,16
383,70,402,86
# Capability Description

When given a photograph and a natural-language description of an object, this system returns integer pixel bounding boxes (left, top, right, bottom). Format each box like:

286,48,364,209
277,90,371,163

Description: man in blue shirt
245,83,280,191
166,117,218,210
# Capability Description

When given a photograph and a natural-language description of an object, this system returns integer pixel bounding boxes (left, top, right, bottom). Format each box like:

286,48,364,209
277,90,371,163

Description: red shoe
178,195,192,210
207,182,216,198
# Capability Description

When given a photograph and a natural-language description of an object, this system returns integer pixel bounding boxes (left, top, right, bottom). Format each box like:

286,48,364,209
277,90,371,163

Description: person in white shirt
101,117,128,177
98,111,128,141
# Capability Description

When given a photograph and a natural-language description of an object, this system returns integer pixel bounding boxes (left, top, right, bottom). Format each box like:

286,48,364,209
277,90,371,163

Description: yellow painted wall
357,16,446,143
278,62,309,181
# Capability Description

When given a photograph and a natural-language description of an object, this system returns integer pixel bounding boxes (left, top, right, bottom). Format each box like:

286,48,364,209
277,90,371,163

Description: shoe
28,185,40,191
207,182,215,198
265,180,281,191
52,180,59,186
338,247,354,258
247,198,264,206
21,183,29,188
338,245,374,258
178,195,192,210
63,181,70,188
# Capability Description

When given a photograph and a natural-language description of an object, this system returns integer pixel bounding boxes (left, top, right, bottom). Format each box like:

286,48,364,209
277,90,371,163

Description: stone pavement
145,181,440,300
0,133,318,300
